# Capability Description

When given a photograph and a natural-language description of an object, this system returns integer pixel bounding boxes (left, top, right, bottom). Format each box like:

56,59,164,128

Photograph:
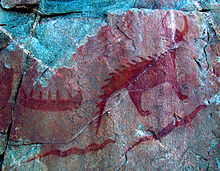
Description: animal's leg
128,91,151,117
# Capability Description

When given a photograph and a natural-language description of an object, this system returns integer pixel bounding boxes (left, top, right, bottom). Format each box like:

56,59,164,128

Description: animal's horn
181,15,188,37
162,12,170,31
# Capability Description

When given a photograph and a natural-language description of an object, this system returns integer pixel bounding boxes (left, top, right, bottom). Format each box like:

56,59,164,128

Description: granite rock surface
0,0,219,170
1,0,38,9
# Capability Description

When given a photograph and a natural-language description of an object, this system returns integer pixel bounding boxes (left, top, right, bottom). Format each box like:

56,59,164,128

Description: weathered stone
0,47,27,159
0,0,219,170
135,0,219,11
0,7,34,165
0,134,7,154
1,0,38,9
29,17,105,68
39,0,135,16
0,31,10,51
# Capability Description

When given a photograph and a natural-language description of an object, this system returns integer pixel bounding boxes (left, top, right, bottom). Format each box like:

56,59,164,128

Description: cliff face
0,0,219,170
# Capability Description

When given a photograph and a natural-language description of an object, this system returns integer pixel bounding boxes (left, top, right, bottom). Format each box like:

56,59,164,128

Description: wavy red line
26,139,116,162
124,105,207,154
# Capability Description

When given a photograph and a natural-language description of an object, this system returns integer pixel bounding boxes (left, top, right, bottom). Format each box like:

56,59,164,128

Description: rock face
0,0,219,170
1,0,38,9
39,0,135,16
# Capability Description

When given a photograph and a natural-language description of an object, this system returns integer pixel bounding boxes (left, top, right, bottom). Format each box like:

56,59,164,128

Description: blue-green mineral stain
216,158,220,171
39,0,135,16
209,140,217,151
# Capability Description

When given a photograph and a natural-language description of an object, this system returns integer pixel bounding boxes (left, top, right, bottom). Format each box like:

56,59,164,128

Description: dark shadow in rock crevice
0,122,12,170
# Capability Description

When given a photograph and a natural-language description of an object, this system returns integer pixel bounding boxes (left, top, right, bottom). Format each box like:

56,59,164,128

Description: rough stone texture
39,0,135,16
0,0,219,170
135,0,219,10
1,0,38,9
0,134,7,154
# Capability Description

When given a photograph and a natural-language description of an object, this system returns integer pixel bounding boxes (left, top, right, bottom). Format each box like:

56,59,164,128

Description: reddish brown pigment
162,12,188,46
26,139,116,162
18,66,83,111
19,86,83,111
0,65,13,108
124,105,207,154
96,50,188,134
0,65,13,129
95,13,189,135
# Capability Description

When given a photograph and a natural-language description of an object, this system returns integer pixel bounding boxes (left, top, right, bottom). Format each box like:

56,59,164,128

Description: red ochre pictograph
26,139,116,162
162,11,188,47
24,104,207,162
22,13,207,161
95,13,189,135
19,85,83,111
0,65,13,108
124,105,207,154
0,65,13,129
18,66,83,111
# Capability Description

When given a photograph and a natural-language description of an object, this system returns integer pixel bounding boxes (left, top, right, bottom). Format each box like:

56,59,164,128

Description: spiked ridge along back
95,12,189,135
95,49,190,135
95,56,156,135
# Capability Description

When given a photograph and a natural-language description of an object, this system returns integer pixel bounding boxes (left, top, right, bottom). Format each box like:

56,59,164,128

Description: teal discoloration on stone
216,158,220,170
1,0,38,9
0,8,34,39
0,134,7,154
209,140,217,151
135,0,219,11
2,144,42,169
39,0,135,16
0,7,34,55
31,17,106,69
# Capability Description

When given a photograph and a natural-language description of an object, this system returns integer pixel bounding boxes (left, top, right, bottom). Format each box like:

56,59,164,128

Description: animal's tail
95,98,107,135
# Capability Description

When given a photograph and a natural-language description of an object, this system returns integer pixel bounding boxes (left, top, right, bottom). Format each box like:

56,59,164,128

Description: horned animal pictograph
95,12,189,135
22,12,208,162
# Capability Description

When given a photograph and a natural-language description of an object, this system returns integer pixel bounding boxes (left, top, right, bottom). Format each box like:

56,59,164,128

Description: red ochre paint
124,105,207,154
96,50,188,134
162,12,188,46
0,65,13,108
0,65,13,129
19,86,83,111
95,13,189,135
26,139,116,162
